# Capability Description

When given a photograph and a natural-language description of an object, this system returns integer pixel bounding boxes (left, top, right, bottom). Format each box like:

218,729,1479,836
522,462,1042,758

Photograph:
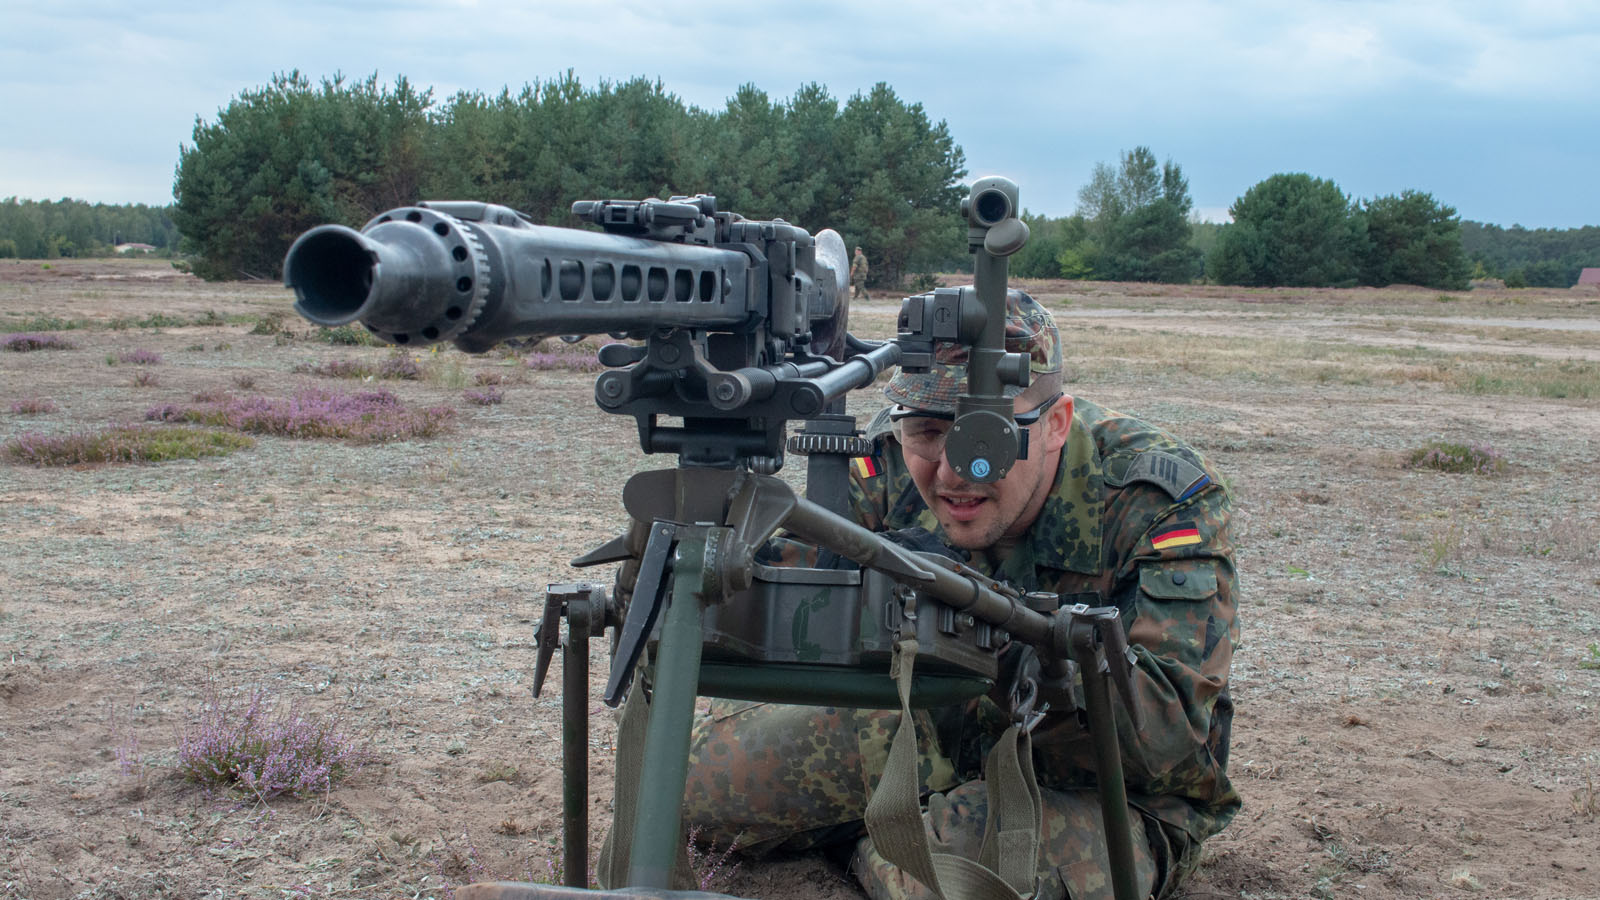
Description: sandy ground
1,259,1597,900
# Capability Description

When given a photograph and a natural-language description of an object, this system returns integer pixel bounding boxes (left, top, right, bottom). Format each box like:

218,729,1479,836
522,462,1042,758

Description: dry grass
1045,327,1598,400
2,262,1597,900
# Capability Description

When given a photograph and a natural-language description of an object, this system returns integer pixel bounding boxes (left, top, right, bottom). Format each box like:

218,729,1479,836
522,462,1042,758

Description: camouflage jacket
847,397,1241,842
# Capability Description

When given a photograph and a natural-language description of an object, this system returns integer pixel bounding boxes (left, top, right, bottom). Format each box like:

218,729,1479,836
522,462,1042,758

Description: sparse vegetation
2,332,76,351
292,351,424,381
3,424,255,465
1574,771,1598,819
3,312,234,333
1579,643,1600,672
686,826,744,893
8,397,57,414
463,386,503,406
425,353,469,389
318,325,383,347
477,763,521,784
523,349,604,372
118,348,163,365
147,387,455,443
1407,440,1507,475
249,313,286,336
1465,360,1598,400
177,685,368,800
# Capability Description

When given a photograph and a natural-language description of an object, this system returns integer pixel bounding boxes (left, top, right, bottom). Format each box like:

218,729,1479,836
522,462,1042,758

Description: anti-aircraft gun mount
284,178,1145,900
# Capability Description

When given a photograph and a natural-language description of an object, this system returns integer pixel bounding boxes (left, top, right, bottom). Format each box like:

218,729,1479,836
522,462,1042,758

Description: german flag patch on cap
1151,522,1201,550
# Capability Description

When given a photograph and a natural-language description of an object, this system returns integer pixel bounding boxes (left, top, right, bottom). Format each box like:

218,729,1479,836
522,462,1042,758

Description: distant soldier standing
851,246,870,301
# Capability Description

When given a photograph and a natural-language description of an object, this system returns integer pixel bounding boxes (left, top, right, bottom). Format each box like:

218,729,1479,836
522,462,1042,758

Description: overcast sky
2,0,1596,227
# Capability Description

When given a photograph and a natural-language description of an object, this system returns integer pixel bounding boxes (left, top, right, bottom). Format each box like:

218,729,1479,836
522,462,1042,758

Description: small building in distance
1578,267,1600,286
115,242,158,254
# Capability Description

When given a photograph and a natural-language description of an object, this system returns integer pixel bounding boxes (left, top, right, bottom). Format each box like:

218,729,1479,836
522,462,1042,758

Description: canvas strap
596,676,693,890
863,638,1044,900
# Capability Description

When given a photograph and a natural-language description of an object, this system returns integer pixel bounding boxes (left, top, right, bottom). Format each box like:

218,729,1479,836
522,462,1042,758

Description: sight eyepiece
964,176,1020,227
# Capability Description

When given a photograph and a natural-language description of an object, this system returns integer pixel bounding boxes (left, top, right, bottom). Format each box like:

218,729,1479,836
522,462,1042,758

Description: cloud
0,0,1595,224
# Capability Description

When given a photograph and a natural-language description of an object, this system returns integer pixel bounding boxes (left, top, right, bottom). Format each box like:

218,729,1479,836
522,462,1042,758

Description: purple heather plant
523,351,604,373
685,825,743,892
3,424,254,465
148,387,455,443
119,348,163,365
377,352,423,380
112,708,150,798
9,397,57,414
2,332,77,352
293,352,424,381
177,685,368,801
462,386,504,406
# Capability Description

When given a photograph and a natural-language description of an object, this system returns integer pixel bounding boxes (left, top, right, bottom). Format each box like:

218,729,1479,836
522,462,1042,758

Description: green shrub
319,325,382,347
249,314,285,336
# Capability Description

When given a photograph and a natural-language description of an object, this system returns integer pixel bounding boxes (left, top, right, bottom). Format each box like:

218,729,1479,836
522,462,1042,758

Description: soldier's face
902,394,1074,550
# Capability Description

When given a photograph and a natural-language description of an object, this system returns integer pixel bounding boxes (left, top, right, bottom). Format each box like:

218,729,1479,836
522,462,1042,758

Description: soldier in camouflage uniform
851,247,871,301
681,291,1239,900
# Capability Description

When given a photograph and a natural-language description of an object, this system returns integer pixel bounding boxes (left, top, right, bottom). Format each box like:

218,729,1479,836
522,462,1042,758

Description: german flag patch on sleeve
852,456,881,480
1151,522,1202,550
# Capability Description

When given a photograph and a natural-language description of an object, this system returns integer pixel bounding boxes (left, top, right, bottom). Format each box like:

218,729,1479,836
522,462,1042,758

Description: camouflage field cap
885,289,1062,415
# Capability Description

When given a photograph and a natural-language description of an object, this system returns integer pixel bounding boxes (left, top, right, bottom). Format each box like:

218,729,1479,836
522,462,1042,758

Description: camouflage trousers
682,701,1194,900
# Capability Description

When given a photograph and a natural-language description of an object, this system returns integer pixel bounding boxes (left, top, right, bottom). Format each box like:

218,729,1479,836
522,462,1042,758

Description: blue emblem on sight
971,458,991,478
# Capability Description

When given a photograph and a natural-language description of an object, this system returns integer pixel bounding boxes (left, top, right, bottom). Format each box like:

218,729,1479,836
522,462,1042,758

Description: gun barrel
285,203,779,353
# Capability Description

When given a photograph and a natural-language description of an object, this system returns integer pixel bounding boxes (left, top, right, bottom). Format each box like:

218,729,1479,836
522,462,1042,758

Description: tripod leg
625,532,711,889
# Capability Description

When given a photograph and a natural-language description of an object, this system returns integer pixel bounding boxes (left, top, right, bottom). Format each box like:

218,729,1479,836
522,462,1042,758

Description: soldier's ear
1042,394,1073,454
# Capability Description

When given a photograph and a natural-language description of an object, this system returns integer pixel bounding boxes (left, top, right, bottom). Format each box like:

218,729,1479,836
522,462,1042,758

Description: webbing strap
863,639,1042,900
978,725,1043,893
596,680,646,889
596,678,692,890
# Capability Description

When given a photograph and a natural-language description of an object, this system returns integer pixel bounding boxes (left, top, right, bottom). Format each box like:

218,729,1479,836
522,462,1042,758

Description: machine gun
284,179,1144,900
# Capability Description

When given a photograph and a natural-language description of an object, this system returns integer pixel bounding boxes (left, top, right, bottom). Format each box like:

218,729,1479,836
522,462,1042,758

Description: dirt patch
2,264,1597,899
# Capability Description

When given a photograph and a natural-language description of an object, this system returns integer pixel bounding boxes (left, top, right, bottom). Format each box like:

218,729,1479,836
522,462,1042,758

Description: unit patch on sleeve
1106,450,1208,500
1151,522,1202,551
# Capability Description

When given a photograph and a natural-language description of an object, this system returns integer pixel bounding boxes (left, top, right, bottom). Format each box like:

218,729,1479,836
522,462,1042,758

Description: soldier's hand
881,526,968,563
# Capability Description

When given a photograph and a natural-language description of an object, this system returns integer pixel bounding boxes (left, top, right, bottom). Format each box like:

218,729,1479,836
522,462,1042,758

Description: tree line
1016,158,1538,291
1459,222,1600,288
1016,158,1600,290
168,72,965,282
0,198,177,259
5,72,1596,288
